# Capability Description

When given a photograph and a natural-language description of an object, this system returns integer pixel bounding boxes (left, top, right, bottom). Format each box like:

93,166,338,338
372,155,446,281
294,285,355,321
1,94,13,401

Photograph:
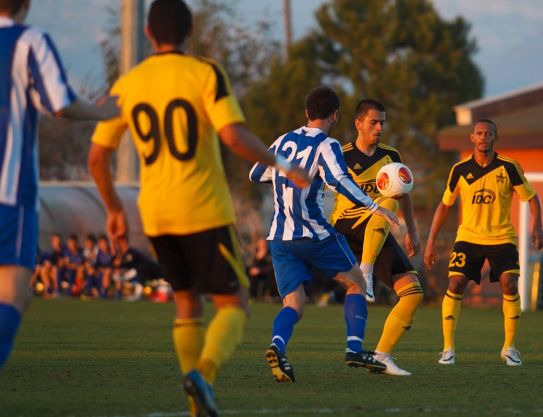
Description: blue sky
27,0,543,99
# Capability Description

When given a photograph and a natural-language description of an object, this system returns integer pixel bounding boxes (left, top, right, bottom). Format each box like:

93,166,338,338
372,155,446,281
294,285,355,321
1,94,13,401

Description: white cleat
374,352,411,376
438,348,455,365
364,274,375,303
501,347,522,366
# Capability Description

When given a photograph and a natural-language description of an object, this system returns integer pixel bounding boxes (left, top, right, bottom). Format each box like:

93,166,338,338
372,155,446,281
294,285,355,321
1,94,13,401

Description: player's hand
286,165,311,188
107,208,128,243
405,231,421,257
374,206,399,226
531,225,543,250
95,94,120,120
424,241,436,270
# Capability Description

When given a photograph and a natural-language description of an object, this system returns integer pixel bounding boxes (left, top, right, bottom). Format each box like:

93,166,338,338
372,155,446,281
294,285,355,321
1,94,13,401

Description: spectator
64,234,85,296
93,235,114,298
41,234,67,297
248,238,276,300
112,237,163,301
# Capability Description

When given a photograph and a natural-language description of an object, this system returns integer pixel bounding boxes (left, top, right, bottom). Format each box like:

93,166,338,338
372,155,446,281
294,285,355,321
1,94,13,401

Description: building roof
439,100,543,151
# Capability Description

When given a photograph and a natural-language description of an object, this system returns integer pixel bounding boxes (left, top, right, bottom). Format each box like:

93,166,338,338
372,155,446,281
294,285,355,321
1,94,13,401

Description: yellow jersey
442,153,536,245
92,53,245,236
331,142,401,224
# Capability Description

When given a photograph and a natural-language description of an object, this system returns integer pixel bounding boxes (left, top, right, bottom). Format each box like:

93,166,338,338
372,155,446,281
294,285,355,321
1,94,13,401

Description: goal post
519,172,543,311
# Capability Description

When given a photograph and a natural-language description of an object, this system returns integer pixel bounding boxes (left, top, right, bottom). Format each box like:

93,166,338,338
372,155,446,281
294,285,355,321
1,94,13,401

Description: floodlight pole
283,0,292,53
116,0,145,183
519,172,543,311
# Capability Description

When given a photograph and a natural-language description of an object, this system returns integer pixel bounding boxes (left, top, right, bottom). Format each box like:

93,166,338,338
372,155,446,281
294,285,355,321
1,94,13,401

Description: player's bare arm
424,202,451,270
529,194,543,250
56,95,120,121
219,123,310,188
398,193,421,257
88,143,128,240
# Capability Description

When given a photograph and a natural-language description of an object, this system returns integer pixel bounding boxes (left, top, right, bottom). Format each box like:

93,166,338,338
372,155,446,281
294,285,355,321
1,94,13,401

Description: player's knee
381,197,400,212
447,275,468,294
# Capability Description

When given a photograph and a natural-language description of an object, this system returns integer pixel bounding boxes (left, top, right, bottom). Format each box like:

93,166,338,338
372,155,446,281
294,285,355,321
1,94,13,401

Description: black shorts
148,225,249,294
334,217,416,288
448,241,519,284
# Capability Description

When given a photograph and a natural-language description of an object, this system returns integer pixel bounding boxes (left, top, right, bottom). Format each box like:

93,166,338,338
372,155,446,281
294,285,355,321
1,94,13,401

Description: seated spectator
112,237,163,301
247,237,277,301
86,234,114,298
40,234,67,297
64,234,86,296
82,234,100,298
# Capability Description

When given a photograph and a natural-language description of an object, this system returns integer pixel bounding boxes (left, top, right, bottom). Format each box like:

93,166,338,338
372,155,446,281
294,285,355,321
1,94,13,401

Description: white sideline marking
96,409,337,417
95,408,543,417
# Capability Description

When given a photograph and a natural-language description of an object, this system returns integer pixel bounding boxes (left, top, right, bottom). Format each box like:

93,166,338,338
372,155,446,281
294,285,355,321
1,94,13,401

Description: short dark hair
305,86,340,121
147,0,192,45
354,99,385,119
85,233,97,243
0,0,26,14
474,118,498,135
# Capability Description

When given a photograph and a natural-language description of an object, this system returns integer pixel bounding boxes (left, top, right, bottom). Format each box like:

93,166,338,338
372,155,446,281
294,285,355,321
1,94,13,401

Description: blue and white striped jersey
0,17,76,208
250,126,378,241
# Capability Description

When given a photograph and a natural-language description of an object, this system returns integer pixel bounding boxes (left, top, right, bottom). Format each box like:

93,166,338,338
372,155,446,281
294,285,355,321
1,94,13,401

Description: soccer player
0,0,119,370
250,87,399,383
424,119,543,366
330,99,423,376
88,0,308,415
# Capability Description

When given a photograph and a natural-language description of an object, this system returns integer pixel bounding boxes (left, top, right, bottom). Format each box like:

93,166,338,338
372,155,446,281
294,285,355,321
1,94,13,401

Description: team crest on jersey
353,163,363,170
466,173,474,180
471,189,496,204
496,172,506,183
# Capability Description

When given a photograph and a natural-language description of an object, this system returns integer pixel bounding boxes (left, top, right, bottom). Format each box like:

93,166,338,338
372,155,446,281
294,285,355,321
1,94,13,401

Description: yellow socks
172,318,205,374
375,282,423,353
198,305,247,384
502,293,521,349
442,290,463,351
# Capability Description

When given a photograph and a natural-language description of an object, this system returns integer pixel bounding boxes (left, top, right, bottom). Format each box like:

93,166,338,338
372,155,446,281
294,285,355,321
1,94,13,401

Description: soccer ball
376,162,414,198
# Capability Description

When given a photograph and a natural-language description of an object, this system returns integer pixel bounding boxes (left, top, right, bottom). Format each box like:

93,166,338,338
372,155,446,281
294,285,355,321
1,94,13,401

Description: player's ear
144,25,152,40
354,117,361,131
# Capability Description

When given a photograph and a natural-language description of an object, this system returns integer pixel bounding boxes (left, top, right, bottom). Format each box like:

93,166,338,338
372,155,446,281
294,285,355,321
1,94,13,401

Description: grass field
1,298,542,417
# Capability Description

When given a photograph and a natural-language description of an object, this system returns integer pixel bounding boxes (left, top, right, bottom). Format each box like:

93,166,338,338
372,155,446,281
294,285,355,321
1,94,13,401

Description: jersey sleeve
91,77,128,149
392,148,402,163
202,61,245,132
506,160,537,202
249,139,280,184
318,139,378,211
442,165,460,206
27,31,77,113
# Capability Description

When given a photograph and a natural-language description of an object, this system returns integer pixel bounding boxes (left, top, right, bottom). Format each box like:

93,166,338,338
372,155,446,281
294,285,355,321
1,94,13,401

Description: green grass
1,299,543,417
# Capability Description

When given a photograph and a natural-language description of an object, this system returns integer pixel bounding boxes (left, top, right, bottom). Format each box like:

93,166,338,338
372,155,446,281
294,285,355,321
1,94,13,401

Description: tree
242,0,484,206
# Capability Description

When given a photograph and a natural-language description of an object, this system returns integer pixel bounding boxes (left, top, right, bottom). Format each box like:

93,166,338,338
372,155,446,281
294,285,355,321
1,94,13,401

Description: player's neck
307,120,332,135
473,150,495,167
153,43,184,54
355,138,377,156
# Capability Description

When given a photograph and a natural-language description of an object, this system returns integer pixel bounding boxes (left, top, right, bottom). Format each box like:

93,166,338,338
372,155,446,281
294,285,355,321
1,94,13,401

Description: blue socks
271,307,299,354
0,303,22,369
344,294,367,353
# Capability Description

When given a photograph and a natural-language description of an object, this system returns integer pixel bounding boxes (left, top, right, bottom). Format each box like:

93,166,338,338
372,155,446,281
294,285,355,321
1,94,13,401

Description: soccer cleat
438,348,455,365
501,347,522,366
373,352,411,376
345,350,386,372
265,345,295,383
364,274,375,303
182,370,219,417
